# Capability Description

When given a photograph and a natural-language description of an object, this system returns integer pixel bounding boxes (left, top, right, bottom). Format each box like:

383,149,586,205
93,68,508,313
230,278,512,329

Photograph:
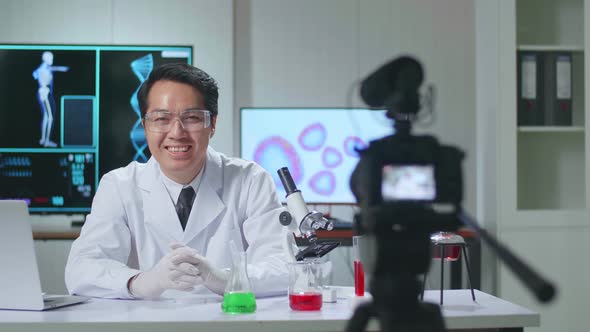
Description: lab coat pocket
206,226,243,269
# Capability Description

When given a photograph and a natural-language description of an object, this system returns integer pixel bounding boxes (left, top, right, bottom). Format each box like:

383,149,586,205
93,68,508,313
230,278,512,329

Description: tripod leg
345,302,374,332
420,273,426,301
440,245,444,305
462,246,476,301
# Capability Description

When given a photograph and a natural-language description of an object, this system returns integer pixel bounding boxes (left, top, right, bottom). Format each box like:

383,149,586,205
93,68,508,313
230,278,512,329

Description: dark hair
138,62,219,118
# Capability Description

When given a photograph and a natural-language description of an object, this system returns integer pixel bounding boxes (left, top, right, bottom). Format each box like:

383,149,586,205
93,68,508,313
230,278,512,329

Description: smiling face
143,80,216,184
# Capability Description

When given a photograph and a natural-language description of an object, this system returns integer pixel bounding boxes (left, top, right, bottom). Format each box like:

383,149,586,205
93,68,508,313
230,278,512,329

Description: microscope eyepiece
277,167,299,196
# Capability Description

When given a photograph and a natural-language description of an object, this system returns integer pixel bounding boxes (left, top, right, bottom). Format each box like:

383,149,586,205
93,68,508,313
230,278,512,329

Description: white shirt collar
159,165,205,206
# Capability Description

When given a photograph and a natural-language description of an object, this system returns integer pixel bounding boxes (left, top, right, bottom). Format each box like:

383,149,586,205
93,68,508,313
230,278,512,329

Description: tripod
348,55,555,332
345,208,556,332
345,218,448,332
346,274,445,332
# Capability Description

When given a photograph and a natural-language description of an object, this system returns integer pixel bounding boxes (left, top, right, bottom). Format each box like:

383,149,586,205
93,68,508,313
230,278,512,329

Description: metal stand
420,242,476,305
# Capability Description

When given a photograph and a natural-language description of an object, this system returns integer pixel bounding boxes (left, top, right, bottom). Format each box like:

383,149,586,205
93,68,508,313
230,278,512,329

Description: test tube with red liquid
353,236,365,296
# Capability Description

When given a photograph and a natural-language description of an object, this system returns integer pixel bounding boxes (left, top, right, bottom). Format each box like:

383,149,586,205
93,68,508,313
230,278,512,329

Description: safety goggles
143,109,212,133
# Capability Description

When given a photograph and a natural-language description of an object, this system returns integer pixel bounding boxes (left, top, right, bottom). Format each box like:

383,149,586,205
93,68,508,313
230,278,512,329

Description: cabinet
483,0,590,229
516,0,586,211
476,1,590,331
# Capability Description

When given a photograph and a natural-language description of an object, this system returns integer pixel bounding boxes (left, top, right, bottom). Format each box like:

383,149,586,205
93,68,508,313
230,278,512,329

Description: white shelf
477,2,589,329
502,209,589,229
517,45,585,52
518,126,585,133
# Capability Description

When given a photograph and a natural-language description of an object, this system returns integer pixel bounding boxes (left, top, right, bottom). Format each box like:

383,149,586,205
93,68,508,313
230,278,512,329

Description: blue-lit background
0,45,192,213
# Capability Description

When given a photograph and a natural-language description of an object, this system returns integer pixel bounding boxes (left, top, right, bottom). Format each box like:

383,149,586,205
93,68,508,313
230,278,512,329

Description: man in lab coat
65,63,289,299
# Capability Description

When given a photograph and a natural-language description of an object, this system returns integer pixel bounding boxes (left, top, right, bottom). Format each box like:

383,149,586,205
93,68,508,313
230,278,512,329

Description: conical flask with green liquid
221,241,256,314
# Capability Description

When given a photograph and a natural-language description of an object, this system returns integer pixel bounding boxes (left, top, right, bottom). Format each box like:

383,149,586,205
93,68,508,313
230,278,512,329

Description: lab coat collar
139,158,183,242
182,147,226,243
138,148,226,244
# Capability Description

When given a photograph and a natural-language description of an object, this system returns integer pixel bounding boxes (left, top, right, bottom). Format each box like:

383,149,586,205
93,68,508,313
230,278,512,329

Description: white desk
0,290,538,332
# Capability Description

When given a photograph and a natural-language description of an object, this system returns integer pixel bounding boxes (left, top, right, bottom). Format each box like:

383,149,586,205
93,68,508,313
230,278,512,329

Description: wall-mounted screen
0,44,192,213
240,108,393,204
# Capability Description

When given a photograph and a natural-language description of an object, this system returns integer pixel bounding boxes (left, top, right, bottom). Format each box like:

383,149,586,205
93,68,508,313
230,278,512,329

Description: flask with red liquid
287,261,324,311
353,236,365,296
430,232,464,261
289,292,323,311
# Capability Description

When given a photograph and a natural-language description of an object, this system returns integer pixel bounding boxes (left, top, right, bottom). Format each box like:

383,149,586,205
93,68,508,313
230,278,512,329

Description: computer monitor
0,44,192,213
240,108,392,204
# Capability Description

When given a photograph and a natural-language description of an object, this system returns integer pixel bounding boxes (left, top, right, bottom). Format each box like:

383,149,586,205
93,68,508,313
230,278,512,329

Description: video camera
351,131,464,227
346,56,459,332
351,56,463,237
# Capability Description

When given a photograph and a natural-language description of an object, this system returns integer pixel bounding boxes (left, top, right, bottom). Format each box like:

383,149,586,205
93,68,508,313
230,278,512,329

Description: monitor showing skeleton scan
240,108,392,204
0,45,192,213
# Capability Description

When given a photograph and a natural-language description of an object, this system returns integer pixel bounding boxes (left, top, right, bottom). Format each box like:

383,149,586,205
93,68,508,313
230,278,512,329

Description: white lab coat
65,147,289,299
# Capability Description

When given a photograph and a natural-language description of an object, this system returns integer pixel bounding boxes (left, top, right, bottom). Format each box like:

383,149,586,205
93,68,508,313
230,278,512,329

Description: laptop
0,200,90,310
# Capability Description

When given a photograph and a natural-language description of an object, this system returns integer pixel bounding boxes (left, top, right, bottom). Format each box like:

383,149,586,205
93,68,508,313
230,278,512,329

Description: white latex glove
170,243,230,295
193,253,231,295
129,245,202,299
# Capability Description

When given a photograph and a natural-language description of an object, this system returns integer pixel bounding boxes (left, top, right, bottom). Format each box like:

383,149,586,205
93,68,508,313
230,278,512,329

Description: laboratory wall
234,0,476,288
0,0,234,293
234,0,476,218
0,0,476,293
0,0,235,155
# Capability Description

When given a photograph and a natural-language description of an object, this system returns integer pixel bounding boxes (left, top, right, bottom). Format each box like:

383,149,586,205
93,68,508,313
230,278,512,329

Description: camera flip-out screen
381,165,436,201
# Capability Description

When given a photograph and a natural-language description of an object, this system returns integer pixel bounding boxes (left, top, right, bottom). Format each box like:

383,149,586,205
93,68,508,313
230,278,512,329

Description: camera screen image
382,165,436,201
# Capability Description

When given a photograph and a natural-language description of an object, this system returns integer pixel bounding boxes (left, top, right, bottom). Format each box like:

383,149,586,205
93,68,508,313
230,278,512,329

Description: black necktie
176,186,195,230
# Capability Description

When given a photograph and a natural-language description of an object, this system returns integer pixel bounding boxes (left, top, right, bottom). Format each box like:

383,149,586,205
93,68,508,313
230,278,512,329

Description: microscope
276,167,339,262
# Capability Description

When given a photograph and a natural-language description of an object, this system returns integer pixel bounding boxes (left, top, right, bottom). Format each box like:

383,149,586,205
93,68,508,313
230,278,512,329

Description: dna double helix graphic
129,54,154,162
